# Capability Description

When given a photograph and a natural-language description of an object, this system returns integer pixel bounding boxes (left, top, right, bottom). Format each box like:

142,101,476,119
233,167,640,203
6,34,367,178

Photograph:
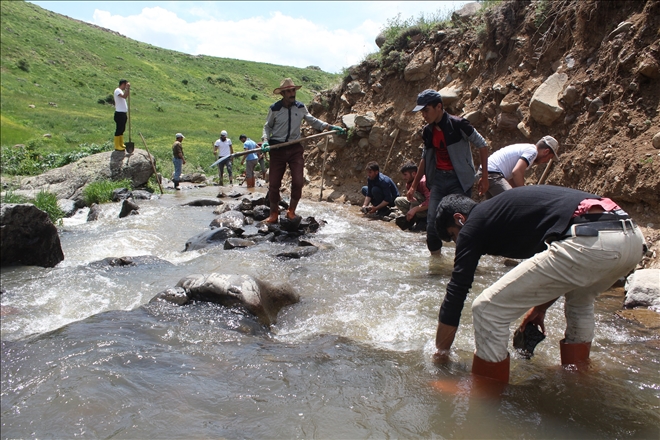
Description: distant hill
0,0,341,173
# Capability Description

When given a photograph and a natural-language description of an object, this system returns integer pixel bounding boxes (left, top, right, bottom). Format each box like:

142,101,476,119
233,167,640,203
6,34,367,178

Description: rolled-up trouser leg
472,226,644,363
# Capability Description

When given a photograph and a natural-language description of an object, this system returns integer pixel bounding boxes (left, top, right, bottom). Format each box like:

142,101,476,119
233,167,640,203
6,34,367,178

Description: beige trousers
471,224,645,363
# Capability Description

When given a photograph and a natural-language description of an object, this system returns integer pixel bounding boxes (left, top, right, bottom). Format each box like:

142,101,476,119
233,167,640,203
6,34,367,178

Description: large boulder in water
0,203,64,267
18,149,155,205
150,273,300,325
184,227,236,251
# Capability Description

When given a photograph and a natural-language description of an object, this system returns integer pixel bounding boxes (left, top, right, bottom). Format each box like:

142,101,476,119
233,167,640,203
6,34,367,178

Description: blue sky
29,1,469,73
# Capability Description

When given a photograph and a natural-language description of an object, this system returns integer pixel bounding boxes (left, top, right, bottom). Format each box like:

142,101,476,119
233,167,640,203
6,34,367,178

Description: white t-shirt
114,87,128,112
214,138,232,157
487,143,538,180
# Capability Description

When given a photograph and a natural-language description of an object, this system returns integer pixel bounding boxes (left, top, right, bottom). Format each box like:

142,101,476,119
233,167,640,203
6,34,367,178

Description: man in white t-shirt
478,136,560,198
213,130,234,185
113,79,130,151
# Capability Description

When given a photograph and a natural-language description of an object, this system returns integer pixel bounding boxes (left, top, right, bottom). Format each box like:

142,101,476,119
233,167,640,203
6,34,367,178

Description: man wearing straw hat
262,78,343,224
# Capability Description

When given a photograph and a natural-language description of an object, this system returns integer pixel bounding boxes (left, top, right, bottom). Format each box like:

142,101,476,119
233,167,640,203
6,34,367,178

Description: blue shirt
366,173,400,204
242,139,258,161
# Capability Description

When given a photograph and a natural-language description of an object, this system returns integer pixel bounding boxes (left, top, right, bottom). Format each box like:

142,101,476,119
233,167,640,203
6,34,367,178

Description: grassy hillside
0,1,341,179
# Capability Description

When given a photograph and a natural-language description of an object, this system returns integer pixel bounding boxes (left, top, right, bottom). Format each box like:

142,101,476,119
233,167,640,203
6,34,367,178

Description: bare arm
509,158,529,188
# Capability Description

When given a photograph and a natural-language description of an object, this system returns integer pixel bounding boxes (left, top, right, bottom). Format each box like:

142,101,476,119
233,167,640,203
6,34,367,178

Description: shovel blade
125,142,135,154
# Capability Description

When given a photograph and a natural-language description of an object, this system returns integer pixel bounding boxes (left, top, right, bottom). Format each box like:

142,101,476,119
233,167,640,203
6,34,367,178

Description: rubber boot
472,353,510,384
114,136,125,151
430,353,509,398
560,339,591,367
173,179,180,190
246,178,255,188
119,135,126,150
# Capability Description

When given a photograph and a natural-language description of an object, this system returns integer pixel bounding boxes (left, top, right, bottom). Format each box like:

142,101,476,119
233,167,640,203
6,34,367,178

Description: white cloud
92,7,381,72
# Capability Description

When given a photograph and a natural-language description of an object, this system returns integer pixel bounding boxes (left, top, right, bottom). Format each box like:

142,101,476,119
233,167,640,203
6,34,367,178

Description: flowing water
1,186,659,439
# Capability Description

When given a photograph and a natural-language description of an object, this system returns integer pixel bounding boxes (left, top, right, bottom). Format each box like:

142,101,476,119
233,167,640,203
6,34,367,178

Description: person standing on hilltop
113,79,130,151
261,78,344,224
172,133,185,190
477,136,560,199
213,130,234,186
407,89,489,255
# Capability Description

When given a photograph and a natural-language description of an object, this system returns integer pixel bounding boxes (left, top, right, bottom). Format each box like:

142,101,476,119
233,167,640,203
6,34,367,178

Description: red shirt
433,126,453,170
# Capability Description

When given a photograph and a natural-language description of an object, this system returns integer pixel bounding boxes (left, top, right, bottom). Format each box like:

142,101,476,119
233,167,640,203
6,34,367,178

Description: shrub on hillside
83,179,132,205
0,142,112,176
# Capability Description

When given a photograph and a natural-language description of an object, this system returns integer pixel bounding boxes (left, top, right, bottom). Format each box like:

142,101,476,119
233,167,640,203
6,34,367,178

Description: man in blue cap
407,89,489,255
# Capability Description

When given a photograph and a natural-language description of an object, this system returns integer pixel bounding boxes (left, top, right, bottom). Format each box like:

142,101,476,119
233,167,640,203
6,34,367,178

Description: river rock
150,287,189,306
276,246,319,259
112,188,132,201
156,273,300,325
182,199,224,207
57,199,77,217
653,132,660,149
0,203,64,268
87,203,102,222
87,255,174,269
210,210,245,229
18,149,155,205
119,199,139,218
224,238,256,250
624,269,660,309
184,227,236,251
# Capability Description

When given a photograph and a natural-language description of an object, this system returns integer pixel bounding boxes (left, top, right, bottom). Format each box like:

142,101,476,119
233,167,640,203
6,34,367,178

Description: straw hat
273,78,302,94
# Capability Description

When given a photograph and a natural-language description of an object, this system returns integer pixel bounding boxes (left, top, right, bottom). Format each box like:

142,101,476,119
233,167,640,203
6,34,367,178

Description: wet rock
224,238,256,250
88,255,174,269
164,273,300,325
184,227,236,251
131,190,154,200
119,199,139,218
0,203,64,268
182,199,224,207
252,205,270,221
624,269,660,309
87,203,101,221
57,199,77,217
210,210,245,229
615,309,660,329
149,287,190,306
112,188,132,201
276,246,319,259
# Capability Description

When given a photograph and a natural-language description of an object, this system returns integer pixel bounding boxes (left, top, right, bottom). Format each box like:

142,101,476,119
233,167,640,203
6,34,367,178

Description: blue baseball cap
412,89,443,112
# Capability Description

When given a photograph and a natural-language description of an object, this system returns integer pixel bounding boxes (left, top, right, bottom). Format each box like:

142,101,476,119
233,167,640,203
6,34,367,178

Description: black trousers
114,111,127,136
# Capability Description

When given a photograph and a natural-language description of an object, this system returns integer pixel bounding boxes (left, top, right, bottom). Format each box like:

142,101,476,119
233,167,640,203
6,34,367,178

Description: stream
1,185,659,439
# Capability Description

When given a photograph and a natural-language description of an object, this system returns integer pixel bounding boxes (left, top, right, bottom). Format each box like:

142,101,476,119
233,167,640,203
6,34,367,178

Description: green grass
82,179,133,205
0,188,65,224
0,1,340,180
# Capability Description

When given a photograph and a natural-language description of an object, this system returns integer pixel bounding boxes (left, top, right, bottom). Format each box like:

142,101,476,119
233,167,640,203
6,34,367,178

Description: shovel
125,93,135,154
210,130,336,168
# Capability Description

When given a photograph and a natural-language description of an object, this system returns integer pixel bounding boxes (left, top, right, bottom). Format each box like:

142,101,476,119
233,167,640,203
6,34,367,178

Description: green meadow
0,1,341,180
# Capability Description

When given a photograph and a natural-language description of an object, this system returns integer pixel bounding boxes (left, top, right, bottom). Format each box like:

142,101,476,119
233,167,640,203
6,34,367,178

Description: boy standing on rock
408,89,489,255
113,79,130,151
